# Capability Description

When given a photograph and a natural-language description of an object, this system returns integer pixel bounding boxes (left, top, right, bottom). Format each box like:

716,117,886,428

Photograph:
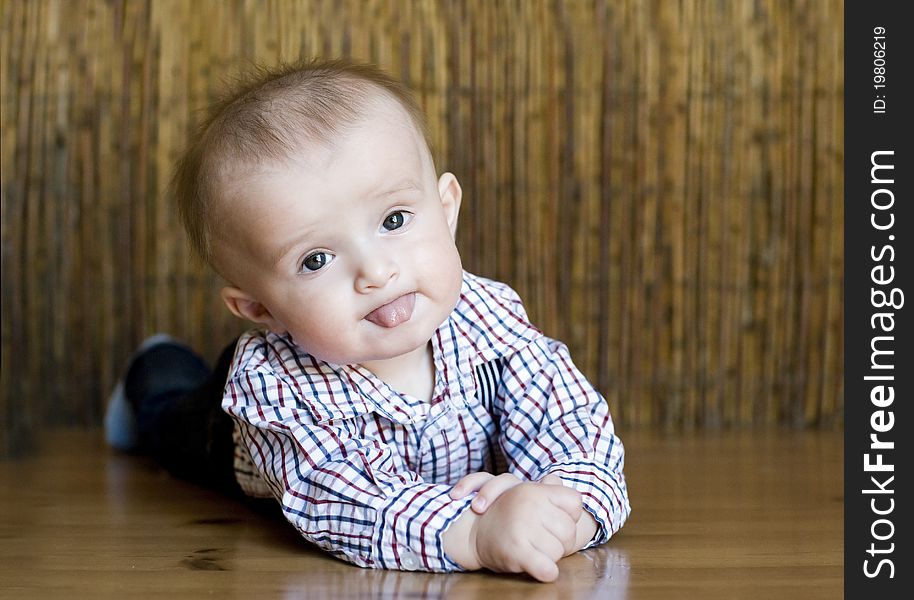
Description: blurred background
1,0,843,457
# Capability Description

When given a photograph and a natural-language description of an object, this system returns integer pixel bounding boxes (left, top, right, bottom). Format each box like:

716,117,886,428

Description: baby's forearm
441,506,481,570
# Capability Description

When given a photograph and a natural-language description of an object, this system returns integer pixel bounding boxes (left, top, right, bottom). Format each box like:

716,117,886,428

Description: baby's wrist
574,509,599,551
442,501,483,570
467,510,483,568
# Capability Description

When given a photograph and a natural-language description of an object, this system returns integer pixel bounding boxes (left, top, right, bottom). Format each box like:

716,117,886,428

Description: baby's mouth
364,293,416,328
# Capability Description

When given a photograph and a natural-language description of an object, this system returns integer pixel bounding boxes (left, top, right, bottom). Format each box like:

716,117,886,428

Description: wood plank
0,428,842,598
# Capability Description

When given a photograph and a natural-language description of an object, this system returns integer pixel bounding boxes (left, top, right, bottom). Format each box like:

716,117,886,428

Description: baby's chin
357,325,437,362
294,325,434,366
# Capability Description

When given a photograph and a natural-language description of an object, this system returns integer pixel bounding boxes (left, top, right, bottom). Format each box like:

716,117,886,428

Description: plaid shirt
223,271,630,572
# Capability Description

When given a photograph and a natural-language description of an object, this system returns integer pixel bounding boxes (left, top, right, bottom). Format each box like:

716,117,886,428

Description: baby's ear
437,172,462,239
221,286,285,333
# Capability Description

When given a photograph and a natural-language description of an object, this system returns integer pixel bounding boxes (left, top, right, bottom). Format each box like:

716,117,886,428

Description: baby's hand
470,480,583,582
449,471,565,514
449,471,523,513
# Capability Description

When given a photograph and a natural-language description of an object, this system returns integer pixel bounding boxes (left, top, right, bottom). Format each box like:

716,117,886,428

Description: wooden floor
0,428,842,599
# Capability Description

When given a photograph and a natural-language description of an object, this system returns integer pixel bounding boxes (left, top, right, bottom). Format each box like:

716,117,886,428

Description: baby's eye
301,251,334,272
382,210,411,231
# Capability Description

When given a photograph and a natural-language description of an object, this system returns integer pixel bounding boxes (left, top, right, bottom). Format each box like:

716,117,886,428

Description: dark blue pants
124,339,241,496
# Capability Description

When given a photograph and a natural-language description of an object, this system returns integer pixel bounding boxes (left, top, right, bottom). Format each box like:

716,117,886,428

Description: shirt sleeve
224,368,474,572
495,336,631,547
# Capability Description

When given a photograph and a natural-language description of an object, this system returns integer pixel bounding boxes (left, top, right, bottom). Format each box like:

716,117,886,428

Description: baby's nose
354,253,398,292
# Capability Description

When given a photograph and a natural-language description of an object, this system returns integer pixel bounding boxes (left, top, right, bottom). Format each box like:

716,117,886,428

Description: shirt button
400,548,420,570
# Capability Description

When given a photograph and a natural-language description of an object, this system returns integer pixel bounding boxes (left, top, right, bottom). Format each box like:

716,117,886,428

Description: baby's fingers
520,544,560,583
540,473,564,487
547,486,584,521
542,508,579,557
449,472,494,499
469,472,523,513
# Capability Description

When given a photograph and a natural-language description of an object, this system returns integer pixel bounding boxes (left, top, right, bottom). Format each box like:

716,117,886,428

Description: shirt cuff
373,482,475,572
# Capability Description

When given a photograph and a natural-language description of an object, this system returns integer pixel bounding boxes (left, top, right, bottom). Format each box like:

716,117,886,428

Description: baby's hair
172,58,431,268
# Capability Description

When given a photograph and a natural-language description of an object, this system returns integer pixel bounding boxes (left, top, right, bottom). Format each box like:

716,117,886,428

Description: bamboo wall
1,0,844,456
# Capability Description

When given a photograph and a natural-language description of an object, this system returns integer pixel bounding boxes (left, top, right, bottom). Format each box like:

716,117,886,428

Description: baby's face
218,96,463,366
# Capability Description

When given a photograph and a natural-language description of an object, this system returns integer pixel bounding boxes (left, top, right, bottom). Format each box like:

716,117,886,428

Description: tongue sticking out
365,293,416,328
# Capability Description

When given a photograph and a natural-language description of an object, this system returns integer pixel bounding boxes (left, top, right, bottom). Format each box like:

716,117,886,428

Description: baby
111,58,630,582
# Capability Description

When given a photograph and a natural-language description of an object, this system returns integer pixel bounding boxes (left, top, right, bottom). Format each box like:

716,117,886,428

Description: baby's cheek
289,320,347,362
437,248,463,303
